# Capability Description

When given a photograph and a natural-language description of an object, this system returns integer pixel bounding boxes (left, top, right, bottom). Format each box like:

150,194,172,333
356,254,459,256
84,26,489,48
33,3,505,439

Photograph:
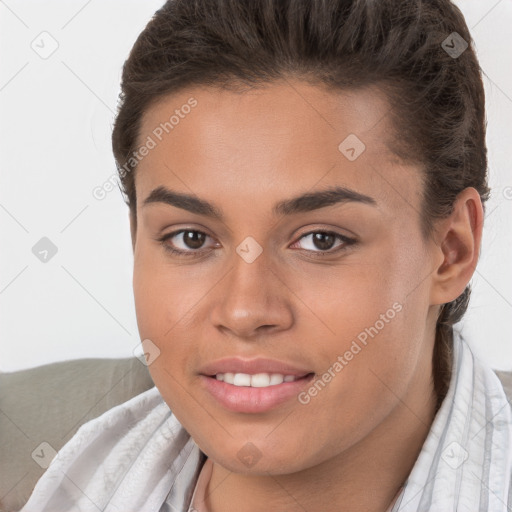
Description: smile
201,373,315,413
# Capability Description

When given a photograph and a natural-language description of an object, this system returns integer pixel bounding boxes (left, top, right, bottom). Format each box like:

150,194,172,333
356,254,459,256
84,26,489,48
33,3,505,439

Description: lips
197,357,316,413
198,357,313,378
200,372,315,413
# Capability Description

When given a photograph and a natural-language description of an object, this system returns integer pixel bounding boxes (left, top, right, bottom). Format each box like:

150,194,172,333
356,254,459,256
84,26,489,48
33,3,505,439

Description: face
131,80,439,475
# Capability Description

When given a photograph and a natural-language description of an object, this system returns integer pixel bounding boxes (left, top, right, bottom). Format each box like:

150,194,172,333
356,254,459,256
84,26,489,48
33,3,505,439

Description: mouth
200,372,316,413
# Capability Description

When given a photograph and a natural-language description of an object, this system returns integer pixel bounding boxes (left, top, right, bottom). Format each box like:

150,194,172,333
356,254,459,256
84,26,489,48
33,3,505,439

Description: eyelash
157,229,356,259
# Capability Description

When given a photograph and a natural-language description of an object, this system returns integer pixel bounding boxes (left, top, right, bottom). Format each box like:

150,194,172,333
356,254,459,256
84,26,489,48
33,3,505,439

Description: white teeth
251,373,271,387
269,374,284,385
223,372,235,384
233,373,251,386
215,372,300,387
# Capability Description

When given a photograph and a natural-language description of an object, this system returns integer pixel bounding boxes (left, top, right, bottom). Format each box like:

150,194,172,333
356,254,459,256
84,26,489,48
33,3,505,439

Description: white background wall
0,0,511,372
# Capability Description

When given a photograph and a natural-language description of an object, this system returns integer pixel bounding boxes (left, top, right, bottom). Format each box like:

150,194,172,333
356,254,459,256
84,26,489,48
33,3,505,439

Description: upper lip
198,357,313,377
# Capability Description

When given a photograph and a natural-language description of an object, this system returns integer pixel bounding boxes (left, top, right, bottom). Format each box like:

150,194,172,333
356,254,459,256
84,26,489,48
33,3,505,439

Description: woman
20,0,512,511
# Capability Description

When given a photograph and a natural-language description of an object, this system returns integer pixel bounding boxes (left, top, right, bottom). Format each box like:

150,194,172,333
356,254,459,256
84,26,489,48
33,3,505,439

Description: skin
130,79,483,512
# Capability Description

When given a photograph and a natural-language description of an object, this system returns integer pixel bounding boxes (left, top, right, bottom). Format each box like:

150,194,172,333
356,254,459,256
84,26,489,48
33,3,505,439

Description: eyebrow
142,185,377,220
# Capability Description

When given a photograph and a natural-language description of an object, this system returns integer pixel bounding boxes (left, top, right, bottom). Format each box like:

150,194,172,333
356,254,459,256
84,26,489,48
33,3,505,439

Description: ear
129,210,136,254
429,187,484,306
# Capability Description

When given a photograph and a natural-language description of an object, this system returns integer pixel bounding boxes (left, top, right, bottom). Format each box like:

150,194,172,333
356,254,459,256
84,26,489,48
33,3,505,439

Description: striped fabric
390,332,512,511
19,332,512,512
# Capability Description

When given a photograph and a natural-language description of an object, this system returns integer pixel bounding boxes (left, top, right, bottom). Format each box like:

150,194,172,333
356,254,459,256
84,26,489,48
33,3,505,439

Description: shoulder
16,384,195,512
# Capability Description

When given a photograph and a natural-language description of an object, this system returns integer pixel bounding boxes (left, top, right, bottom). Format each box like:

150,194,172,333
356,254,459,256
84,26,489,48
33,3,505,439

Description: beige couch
0,359,510,512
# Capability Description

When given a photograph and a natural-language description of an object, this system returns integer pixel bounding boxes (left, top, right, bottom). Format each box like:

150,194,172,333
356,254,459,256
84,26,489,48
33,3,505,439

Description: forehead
135,80,422,218
138,80,394,154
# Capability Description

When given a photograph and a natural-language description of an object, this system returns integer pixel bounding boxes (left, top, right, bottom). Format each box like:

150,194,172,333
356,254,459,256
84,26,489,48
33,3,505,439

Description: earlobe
429,187,484,306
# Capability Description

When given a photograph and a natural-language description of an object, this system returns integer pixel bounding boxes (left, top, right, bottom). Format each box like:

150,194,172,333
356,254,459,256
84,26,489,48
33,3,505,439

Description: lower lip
200,374,315,413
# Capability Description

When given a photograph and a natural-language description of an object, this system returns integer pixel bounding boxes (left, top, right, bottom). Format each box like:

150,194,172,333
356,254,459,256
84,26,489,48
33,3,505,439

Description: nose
209,252,294,341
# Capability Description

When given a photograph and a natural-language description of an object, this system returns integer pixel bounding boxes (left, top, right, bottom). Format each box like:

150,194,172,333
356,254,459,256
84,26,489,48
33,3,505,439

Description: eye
157,229,217,257
157,228,356,258
290,230,356,257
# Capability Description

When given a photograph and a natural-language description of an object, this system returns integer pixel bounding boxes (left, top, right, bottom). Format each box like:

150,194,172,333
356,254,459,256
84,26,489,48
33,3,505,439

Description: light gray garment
18,332,512,512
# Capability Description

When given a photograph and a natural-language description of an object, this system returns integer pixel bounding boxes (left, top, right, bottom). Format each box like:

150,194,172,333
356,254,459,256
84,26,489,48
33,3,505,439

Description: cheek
306,237,430,381
296,250,410,341
132,248,204,338
132,254,210,401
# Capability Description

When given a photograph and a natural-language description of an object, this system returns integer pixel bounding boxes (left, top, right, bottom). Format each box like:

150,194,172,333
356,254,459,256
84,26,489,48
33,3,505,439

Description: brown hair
112,0,490,412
